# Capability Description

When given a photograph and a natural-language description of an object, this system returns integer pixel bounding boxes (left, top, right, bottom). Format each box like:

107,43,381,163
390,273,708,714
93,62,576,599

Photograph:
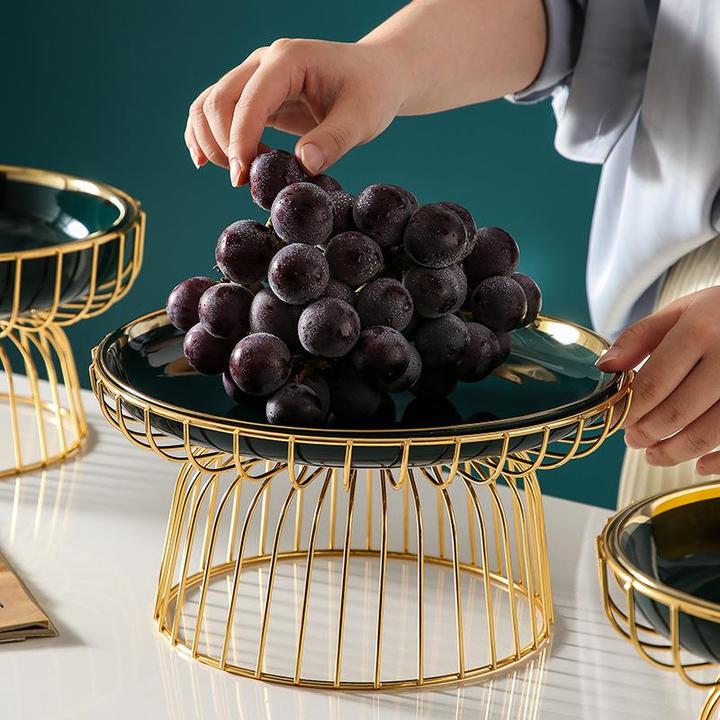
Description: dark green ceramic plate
0,165,140,316
617,486,720,663
96,309,623,467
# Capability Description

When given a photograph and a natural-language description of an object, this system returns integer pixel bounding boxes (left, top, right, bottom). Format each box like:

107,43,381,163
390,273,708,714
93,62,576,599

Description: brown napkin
0,552,56,643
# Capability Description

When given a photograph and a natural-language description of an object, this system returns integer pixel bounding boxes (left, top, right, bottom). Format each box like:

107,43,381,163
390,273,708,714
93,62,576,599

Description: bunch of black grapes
166,149,542,427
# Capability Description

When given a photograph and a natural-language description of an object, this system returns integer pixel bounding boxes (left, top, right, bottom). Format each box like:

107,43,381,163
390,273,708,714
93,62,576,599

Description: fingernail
191,149,201,169
595,346,621,368
299,143,325,175
229,158,241,187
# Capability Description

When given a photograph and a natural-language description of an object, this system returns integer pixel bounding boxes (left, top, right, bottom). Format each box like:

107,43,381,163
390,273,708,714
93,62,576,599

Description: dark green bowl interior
619,495,720,663
0,169,126,315
99,311,620,467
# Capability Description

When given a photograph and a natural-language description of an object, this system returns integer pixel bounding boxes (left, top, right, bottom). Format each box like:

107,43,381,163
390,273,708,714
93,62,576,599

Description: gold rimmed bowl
0,165,145,477
598,482,720,718
0,164,144,329
91,308,630,470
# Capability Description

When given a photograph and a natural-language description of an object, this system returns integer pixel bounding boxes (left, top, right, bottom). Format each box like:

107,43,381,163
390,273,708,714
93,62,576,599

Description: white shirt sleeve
507,0,720,338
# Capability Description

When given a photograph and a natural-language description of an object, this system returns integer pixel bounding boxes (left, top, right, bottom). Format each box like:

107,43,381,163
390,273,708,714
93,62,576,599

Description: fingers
621,317,704,432
295,96,372,175
184,120,207,169
624,354,720,448
188,86,228,168
644,400,720,467
202,51,265,167
697,450,720,477
227,48,306,186
597,296,691,371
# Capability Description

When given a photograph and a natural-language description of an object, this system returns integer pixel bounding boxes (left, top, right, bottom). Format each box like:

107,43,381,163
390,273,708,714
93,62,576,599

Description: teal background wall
0,1,625,507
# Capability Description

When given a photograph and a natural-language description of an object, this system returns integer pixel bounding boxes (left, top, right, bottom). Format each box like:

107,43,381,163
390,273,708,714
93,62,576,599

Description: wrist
356,35,416,115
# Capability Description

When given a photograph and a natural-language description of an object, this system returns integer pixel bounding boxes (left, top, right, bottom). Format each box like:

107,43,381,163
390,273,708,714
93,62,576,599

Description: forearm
360,0,547,115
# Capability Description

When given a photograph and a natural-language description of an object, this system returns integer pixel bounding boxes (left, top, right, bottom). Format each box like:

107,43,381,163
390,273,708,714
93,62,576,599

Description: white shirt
511,0,720,338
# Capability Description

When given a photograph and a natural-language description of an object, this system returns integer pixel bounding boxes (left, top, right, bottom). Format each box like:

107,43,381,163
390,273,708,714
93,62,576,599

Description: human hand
184,39,406,185
597,287,720,474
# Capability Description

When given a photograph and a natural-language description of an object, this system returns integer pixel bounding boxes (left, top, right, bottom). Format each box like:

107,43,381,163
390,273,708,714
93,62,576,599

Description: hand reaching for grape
184,39,405,185
184,1,547,185
597,287,720,474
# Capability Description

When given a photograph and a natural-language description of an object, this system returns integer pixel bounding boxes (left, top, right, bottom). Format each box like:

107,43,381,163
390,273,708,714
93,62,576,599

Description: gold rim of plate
91,308,631,443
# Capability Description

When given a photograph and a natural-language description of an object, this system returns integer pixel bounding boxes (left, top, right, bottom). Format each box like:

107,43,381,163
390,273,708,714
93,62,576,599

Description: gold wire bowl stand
598,483,720,719
0,165,145,477
90,329,632,690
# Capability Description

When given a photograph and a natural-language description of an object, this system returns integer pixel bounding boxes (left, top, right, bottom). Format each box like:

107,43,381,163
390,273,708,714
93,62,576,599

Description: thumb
295,100,367,175
597,298,688,371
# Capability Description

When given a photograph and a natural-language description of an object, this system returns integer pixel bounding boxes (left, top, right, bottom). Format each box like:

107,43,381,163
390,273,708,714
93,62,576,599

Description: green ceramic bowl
94,309,624,467
0,165,141,318
614,484,720,664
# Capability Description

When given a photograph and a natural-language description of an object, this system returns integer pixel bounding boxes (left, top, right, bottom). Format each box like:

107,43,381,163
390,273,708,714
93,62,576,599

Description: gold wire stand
90,344,632,690
0,165,145,478
598,483,720,720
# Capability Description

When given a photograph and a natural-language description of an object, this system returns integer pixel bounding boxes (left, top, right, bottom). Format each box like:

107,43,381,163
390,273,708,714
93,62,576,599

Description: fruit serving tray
598,482,720,719
93,309,626,468
90,308,631,691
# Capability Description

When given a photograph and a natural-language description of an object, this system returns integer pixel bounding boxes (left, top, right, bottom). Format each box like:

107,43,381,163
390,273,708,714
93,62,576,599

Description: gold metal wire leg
0,323,87,478
155,457,553,690
701,685,720,720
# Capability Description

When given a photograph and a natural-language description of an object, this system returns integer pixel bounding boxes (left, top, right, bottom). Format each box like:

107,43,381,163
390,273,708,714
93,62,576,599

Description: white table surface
0,388,701,720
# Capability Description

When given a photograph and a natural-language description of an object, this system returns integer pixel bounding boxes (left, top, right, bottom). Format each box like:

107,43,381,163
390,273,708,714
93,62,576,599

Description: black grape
268,243,330,305
183,323,234,375
266,382,325,425
299,370,331,415
455,322,501,381
198,282,253,339
403,203,466,268
324,231,383,287
353,184,416,247
439,201,477,259
249,287,303,348
401,313,422,341
249,149,305,210
223,371,256,404
471,276,527,332
329,191,356,235
512,272,543,325
383,244,414,279
414,315,469,368
403,264,467,318
410,367,457,398
356,277,414,330
351,326,413,384
329,369,384,422
228,332,292,396
375,344,421,393
308,174,342,193
270,182,334,245
298,298,361,358
464,227,519,287
402,397,461,427
495,332,512,367
323,278,357,306
215,220,282,285
166,276,216,332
